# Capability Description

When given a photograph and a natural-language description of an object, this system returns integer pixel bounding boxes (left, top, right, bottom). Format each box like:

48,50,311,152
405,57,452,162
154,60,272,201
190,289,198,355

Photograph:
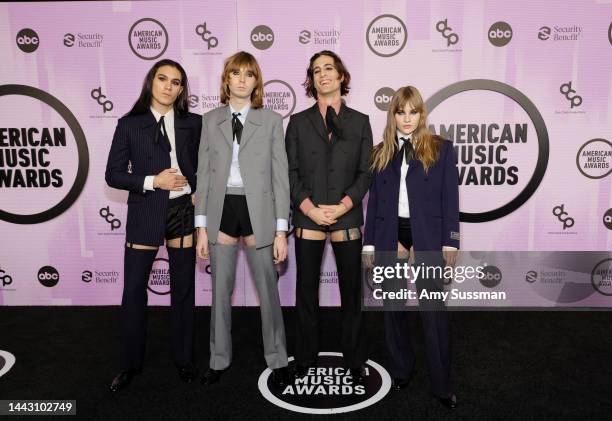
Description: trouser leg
245,245,288,369
120,247,157,371
208,243,238,370
294,237,326,366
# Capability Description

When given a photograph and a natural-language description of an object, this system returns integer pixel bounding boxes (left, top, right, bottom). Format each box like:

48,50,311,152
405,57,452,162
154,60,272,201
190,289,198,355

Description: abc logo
479,265,502,288
604,208,612,230
374,87,396,111
251,25,274,50
16,28,39,53
38,266,59,287
488,22,512,47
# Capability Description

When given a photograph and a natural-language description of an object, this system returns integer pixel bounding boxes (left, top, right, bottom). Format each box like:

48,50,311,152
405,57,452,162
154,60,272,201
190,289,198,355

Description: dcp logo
373,87,396,111
0,269,13,287
479,265,502,288
251,25,274,50
525,270,537,283
196,22,218,50
38,266,59,287
538,26,551,40
435,19,459,46
603,208,612,230
91,87,113,113
16,28,39,53
99,206,121,231
552,204,575,230
299,30,311,44
560,82,582,108
488,22,512,47
63,33,75,47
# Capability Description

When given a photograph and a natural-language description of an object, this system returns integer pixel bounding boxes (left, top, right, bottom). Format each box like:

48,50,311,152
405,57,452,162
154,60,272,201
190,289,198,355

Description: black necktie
325,105,343,139
399,137,413,164
156,115,172,152
232,112,243,144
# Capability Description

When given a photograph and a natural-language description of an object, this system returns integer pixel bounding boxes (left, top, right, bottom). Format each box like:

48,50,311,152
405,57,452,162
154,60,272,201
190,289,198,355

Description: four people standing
106,51,459,410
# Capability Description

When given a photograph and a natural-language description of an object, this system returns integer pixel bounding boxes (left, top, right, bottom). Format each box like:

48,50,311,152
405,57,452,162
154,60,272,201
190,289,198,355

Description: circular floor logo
16,28,39,53
263,80,296,119
426,79,549,223
148,258,170,295
576,138,612,179
0,85,89,224
488,21,513,47
366,15,407,57
0,350,16,379
251,25,274,50
258,352,390,414
129,18,169,60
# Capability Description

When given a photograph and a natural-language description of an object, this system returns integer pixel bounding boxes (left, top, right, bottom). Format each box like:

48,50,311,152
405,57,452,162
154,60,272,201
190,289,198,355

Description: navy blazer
105,110,202,246
363,138,460,252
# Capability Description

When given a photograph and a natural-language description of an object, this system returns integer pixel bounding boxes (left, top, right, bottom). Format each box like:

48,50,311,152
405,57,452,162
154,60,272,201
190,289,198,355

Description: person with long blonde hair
363,86,460,409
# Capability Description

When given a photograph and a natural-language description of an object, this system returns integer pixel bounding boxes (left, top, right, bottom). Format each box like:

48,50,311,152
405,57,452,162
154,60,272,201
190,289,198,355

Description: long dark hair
302,50,351,99
126,59,190,117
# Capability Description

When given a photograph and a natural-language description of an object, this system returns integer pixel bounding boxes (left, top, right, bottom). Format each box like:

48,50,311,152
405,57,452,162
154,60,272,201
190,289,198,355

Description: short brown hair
302,50,351,99
220,51,264,108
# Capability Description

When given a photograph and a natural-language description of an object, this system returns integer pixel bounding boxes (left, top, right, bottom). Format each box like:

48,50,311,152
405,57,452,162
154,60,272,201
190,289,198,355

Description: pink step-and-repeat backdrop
1,0,611,307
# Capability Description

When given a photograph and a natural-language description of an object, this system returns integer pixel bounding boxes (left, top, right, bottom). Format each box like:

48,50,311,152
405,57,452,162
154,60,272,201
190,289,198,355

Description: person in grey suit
194,51,290,387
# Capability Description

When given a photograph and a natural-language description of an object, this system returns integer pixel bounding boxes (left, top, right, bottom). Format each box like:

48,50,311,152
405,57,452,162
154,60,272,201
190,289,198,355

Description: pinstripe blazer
105,110,202,245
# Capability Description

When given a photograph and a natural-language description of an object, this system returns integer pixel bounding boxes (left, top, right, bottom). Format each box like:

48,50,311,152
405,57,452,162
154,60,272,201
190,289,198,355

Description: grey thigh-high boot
208,243,238,370
245,245,288,369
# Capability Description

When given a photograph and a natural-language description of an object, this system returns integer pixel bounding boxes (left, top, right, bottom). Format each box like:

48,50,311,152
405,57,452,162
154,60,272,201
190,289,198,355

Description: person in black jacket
105,59,202,391
285,50,373,382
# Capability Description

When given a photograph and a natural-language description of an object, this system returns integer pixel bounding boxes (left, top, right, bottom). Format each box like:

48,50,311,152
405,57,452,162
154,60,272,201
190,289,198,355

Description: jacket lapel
306,104,329,144
239,107,262,152
174,114,190,160
139,111,158,146
216,106,233,149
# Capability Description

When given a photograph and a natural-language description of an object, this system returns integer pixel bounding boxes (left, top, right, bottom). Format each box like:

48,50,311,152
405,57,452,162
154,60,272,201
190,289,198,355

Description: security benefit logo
258,353,391,414
576,138,611,180
426,79,549,222
0,85,89,224
538,25,582,42
263,80,296,119
148,258,170,295
129,18,169,60
366,14,407,57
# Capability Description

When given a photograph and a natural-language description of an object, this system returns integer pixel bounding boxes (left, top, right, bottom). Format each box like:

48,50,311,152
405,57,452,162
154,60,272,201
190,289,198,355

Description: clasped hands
306,203,348,226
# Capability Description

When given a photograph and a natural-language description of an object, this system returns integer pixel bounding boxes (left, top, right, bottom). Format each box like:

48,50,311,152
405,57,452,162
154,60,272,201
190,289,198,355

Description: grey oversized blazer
195,106,290,249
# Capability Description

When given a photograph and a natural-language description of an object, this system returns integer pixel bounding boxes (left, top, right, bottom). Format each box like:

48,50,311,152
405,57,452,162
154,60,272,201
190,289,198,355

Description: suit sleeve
195,114,210,217
343,116,373,206
105,118,146,193
363,173,378,247
441,141,460,249
285,116,312,208
271,113,290,221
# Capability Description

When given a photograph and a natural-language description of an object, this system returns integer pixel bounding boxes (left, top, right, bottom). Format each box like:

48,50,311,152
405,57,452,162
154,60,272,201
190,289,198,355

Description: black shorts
219,194,253,237
398,217,413,250
165,194,195,240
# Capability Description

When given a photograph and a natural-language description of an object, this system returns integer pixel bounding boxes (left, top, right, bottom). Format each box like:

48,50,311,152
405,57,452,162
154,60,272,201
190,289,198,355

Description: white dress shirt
144,107,190,199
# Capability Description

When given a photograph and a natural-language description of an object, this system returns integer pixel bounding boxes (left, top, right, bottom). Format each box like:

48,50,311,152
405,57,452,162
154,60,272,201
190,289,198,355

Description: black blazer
105,110,202,246
285,103,373,230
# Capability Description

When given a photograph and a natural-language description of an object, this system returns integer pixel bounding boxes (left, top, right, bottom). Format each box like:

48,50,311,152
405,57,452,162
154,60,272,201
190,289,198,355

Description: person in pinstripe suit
105,59,202,392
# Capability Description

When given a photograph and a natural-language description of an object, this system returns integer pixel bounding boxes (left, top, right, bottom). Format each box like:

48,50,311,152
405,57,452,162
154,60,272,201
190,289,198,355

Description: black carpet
1,307,611,420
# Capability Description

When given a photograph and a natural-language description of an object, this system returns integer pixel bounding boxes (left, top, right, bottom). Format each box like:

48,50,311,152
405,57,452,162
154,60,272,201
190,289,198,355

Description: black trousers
120,195,196,371
384,220,452,397
294,236,367,369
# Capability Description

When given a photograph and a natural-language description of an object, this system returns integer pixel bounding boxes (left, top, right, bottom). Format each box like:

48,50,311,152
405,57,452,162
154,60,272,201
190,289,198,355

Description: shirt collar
397,130,412,142
230,103,250,120
150,106,174,127
317,97,342,117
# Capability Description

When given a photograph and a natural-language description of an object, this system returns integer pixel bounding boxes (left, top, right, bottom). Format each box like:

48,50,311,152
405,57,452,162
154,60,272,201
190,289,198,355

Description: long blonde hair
370,86,441,173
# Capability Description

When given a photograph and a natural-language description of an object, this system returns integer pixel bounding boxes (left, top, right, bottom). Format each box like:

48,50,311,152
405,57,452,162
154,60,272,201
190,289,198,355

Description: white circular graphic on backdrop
0,350,16,378
258,352,391,414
